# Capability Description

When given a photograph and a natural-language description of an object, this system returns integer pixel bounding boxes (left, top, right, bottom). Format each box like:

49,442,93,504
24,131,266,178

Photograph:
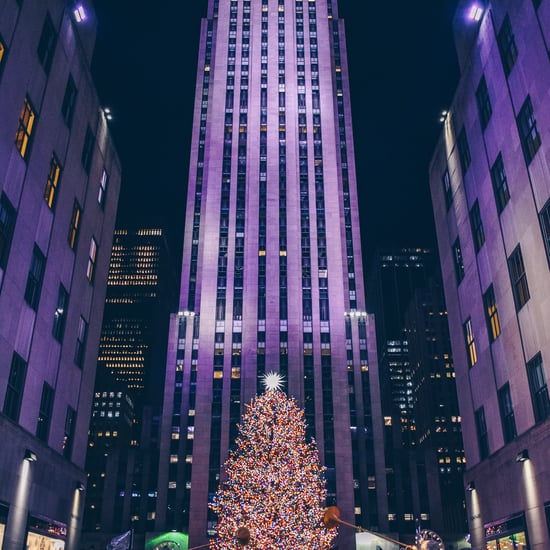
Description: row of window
475,352,550,461
3,352,78,458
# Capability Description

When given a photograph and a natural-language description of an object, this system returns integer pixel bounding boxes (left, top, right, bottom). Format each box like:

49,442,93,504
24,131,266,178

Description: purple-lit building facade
156,0,386,547
0,1,120,550
429,1,550,548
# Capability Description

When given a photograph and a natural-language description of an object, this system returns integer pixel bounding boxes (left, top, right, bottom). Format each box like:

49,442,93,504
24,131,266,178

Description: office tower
0,2,121,550
403,278,467,543
83,229,175,545
429,1,550,548
157,1,386,547
366,248,436,535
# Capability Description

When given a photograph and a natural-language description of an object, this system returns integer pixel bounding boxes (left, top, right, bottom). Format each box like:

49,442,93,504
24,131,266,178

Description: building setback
0,2,120,550
156,1,386,547
429,1,550,548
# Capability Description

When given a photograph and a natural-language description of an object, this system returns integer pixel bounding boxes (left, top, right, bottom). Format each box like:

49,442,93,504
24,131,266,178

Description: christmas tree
210,373,336,549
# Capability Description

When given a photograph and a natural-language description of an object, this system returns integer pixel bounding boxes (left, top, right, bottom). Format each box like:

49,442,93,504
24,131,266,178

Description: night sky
90,0,460,274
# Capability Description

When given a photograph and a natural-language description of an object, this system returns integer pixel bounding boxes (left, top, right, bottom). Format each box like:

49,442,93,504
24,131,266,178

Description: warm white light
263,372,284,391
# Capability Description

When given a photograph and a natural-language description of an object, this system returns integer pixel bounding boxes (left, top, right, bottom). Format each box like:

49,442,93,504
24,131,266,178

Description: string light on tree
210,388,336,549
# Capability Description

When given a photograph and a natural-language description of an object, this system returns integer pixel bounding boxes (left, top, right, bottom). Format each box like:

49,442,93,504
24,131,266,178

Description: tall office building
157,1,386,547
430,1,550,548
0,2,121,550
83,228,175,544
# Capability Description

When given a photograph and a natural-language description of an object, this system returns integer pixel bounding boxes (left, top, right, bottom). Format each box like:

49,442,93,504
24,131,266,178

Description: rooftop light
73,4,88,23
469,4,483,22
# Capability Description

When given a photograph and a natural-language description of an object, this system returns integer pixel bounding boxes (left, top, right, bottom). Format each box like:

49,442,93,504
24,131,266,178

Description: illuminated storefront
26,516,66,550
485,514,528,549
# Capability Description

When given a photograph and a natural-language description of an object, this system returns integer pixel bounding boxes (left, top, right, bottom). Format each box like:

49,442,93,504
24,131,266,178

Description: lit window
483,285,500,342
68,201,81,249
44,154,62,208
463,318,477,367
15,97,37,160
0,34,6,75
98,169,109,208
87,237,97,281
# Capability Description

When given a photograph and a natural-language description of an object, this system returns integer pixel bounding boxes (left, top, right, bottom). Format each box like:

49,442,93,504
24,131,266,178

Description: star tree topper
262,371,285,391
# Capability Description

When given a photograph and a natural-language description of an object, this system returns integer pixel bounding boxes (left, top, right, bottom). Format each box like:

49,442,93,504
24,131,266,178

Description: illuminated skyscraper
156,1,386,547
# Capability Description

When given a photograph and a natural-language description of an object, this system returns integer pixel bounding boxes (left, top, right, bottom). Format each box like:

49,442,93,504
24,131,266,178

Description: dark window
24,245,46,310
508,245,530,310
62,406,76,459
442,168,453,210
490,153,510,213
475,407,489,460
457,127,471,173
68,201,81,249
86,237,97,282
44,154,61,209
37,14,56,74
463,317,477,367
36,383,54,442
498,383,516,443
74,315,88,367
0,193,17,271
483,284,501,342
475,75,492,130
539,198,550,267
61,75,78,126
527,353,550,422
497,15,518,76
452,238,465,284
516,96,541,164
15,97,37,160
98,169,108,208
533,0,542,8
3,353,27,422
81,126,95,173
469,200,485,252
52,284,69,342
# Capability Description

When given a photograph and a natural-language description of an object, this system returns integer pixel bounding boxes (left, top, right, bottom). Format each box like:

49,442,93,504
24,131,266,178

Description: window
539,198,550,267
497,15,518,76
483,285,501,342
452,238,465,284
61,75,78,126
15,97,37,160
3,353,27,422
475,75,492,130
68,201,81,249
490,153,510,213
81,126,95,173
75,315,88,367
475,407,489,460
52,284,69,342
98,169,108,208
442,168,452,210
533,0,542,8
0,34,7,77
516,96,541,164
0,193,17,272
62,406,76,459
508,245,530,310
86,237,97,281
469,200,485,252
24,245,46,310
37,14,57,74
44,154,62,209
36,383,54,442
527,353,550,422
463,317,477,367
457,127,471,173
498,383,516,443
